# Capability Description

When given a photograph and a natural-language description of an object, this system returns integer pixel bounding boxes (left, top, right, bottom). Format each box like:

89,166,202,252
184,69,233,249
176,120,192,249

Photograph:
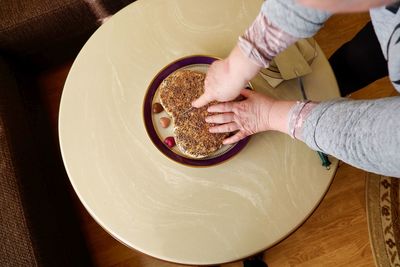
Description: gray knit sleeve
262,0,331,38
301,97,400,177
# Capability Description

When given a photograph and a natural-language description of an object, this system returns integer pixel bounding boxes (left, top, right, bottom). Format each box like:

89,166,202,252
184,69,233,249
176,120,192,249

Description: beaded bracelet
288,100,318,140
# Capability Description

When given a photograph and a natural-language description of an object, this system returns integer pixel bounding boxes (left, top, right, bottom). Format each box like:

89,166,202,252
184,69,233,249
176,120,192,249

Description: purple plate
143,55,250,167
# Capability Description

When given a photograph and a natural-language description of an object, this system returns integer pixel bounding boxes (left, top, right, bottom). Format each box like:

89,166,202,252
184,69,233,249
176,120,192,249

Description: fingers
209,122,239,133
205,113,234,124
223,131,247,145
207,102,235,113
240,88,253,98
194,87,252,109
192,93,213,108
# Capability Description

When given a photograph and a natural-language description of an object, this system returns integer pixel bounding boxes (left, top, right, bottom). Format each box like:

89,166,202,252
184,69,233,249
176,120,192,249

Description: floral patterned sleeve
238,11,318,140
238,11,298,68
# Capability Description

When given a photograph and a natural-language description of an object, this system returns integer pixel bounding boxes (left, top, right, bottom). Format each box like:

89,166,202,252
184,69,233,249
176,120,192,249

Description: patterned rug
366,173,400,267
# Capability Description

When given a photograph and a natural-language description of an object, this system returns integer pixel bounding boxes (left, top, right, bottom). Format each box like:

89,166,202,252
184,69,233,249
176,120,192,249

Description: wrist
268,100,297,134
227,45,261,85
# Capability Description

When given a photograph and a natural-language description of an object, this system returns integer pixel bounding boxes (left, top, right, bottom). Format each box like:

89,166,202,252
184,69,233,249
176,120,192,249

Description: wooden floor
37,12,397,267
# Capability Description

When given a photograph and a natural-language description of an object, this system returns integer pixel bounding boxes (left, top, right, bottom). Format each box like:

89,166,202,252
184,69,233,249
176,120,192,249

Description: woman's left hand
206,89,276,144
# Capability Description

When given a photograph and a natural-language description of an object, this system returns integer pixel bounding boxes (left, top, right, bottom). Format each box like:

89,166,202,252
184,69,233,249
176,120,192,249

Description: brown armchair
0,1,135,266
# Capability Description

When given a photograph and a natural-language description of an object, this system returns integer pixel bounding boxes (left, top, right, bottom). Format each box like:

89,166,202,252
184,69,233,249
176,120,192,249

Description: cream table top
59,0,340,265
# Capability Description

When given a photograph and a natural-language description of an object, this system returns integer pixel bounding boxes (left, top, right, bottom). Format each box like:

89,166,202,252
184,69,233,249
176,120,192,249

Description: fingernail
209,128,216,133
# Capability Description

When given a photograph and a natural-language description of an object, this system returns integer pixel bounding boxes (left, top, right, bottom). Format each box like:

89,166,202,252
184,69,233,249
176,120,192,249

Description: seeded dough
159,70,228,158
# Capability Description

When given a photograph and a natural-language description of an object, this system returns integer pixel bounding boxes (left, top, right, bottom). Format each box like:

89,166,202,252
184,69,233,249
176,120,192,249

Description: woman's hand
192,45,261,108
206,89,296,144
193,59,243,106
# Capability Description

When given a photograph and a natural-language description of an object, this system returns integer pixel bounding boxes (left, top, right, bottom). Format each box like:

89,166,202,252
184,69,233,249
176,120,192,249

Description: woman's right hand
192,59,243,107
192,45,261,108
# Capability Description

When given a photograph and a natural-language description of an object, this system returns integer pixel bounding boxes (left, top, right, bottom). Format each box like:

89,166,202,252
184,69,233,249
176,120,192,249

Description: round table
59,0,340,265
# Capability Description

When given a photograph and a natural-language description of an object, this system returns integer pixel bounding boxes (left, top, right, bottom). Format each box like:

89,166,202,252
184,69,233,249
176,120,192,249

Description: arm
298,97,400,177
262,0,331,38
193,0,331,107
241,0,332,67
207,94,400,177
204,1,400,177
257,1,400,177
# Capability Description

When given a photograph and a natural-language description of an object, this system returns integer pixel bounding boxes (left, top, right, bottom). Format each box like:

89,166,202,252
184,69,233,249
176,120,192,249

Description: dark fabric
0,1,136,265
244,259,269,267
243,253,268,267
101,0,136,15
0,56,93,266
329,21,389,96
0,0,136,69
0,0,98,68
386,1,400,14
0,56,38,267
